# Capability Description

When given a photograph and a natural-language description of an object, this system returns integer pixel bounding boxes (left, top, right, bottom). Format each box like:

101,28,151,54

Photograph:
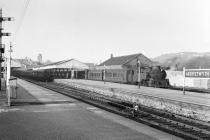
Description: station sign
183,68,210,94
185,69,210,78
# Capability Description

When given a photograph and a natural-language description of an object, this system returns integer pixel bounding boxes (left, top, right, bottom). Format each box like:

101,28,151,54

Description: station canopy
33,59,89,70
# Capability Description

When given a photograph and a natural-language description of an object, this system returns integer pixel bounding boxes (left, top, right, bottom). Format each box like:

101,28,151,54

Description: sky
0,0,210,63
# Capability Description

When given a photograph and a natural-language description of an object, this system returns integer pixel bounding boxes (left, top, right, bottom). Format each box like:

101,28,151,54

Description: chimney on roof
110,53,113,58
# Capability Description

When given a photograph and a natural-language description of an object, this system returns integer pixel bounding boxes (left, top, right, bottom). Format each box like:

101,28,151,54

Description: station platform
54,79,210,122
0,79,182,140
55,79,210,105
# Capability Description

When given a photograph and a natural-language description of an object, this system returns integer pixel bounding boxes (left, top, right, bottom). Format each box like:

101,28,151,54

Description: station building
89,53,154,83
97,53,153,70
3,59,34,71
4,58,44,71
9,59,22,70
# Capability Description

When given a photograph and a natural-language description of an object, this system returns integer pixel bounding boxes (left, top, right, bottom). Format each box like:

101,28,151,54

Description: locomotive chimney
110,53,113,58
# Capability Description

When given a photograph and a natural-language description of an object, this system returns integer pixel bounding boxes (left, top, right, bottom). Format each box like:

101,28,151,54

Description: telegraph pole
0,9,12,90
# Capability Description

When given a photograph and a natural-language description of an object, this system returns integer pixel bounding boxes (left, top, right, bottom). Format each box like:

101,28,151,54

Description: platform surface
0,79,182,140
55,79,210,107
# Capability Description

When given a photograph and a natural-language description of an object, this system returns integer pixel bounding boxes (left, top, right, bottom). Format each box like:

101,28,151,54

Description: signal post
0,9,12,90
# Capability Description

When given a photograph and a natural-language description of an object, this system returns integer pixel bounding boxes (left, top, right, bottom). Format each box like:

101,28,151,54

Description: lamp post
137,59,140,88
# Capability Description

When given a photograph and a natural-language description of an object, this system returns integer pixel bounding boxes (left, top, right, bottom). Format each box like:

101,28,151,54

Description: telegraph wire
12,0,31,42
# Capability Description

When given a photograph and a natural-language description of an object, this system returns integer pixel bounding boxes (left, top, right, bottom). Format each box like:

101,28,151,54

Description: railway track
23,79,210,140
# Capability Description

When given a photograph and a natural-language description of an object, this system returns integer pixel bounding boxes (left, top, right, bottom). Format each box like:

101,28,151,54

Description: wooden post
183,67,185,95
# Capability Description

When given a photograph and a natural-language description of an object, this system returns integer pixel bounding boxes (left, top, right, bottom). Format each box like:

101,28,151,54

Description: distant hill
152,52,210,70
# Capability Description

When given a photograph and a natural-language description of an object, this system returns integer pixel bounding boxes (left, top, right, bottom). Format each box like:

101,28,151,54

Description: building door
127,70,134,83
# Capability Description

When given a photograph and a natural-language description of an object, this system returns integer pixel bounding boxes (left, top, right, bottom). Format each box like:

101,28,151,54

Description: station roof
39,59,73,67
33,59,89,70
99,53,153,67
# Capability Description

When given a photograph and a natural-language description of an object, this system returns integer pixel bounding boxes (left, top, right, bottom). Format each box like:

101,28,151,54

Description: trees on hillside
160,56,210,70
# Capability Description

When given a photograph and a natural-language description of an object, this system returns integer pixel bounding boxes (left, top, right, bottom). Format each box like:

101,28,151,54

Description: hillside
152,52,210,70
